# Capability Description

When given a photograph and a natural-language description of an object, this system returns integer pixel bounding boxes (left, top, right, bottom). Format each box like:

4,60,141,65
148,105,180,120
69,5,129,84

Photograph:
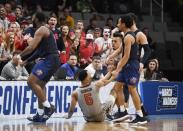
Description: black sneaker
42,104,55,121
27,113,46,122
106,114,113,121
141,105,148,117
130,114,148,125
112,110,130,122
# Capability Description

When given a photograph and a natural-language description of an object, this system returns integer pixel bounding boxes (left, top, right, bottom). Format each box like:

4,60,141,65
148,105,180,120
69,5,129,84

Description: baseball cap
86,33,94,40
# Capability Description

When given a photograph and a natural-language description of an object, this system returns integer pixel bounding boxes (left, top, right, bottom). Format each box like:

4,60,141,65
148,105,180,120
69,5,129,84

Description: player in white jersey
65,70,117,122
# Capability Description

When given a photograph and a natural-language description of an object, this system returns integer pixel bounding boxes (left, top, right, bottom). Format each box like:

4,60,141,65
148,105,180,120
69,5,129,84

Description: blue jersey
31,30,60,82
116,31,140,86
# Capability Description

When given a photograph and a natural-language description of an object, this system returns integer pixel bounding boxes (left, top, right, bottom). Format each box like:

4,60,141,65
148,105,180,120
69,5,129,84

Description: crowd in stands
0,1,168,82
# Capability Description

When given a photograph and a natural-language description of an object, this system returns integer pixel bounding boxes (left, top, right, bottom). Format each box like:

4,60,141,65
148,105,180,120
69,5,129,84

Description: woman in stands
140,59,168,81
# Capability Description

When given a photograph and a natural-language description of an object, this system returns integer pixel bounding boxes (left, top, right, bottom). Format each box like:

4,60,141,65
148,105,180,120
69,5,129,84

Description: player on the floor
64,69,116,122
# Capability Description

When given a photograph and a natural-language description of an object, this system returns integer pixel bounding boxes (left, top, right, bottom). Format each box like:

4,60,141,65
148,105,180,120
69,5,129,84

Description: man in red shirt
79,33,96,68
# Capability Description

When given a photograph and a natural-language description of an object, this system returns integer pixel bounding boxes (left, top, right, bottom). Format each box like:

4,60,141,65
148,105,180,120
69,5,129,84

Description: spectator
5,3,16,22
76,0,96,13
1,51,29,80
0,6,10,31
140,59,168,81
63,7,74,29
60,25,72,64
15,5,24,24
93,27,102,40
6,32,15,53
79,33,95,68
54,54,79,80
75,20,86,38
70,37,80,58
48,15,65,62
105,17,115,30
94,26,113,66
85,55,104,80
85,18,97,33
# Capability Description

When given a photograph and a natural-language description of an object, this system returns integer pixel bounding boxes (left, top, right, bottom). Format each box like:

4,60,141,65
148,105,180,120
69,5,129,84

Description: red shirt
79,40,95,60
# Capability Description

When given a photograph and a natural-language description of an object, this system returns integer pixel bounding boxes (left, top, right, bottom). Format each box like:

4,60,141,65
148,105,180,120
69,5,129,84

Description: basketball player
129,12,151,71
19,12,60,122
65,70,116,122
109,14,147,124
122,12,151,117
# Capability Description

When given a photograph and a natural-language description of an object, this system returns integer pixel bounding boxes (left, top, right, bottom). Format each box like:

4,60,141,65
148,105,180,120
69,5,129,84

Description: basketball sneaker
130,114,148,125
42,104,55,121
27,113,45,122
112,110,130,122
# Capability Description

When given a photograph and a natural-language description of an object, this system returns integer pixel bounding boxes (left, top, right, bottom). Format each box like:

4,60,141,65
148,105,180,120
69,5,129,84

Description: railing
140,0,164,23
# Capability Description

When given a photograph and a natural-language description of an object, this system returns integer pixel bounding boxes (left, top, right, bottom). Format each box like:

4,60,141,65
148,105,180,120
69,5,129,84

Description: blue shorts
32,54,60,82
116,60,140,86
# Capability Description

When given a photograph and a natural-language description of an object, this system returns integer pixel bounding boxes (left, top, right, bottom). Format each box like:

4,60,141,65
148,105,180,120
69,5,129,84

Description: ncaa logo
36,69,43,76
130,77,137,85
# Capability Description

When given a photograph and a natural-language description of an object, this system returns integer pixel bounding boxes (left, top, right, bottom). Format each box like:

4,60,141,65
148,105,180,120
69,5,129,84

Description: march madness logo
156,85,178,111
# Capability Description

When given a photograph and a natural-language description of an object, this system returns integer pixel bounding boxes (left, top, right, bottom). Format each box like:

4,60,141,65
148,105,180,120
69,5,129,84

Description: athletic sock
136,110,143,117
42,100,51,108
119,105,126,112
108,95,115,104
37,108,44,115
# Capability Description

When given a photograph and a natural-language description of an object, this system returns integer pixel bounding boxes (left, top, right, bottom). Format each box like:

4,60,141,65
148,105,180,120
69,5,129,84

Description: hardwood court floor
0,115,183,131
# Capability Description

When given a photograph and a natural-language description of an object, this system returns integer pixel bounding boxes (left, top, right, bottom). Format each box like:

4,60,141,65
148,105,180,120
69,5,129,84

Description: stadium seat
165,32,181,43
153,22,168,32
173,60,183,70
71,12,83,20
159,59,172,70
139,22,153,31
149,32,165,44
142,15,155,22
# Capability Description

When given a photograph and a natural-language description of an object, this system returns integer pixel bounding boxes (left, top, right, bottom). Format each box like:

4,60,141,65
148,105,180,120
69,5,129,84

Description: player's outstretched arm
65,91,78,119
95,72,115,88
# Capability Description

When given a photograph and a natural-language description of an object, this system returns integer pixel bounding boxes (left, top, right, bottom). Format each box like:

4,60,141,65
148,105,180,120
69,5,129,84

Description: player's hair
92,55,101,61
78,70,88,81
127,12,137,23
35,12,46,23
113,32,123,39
120,14,133,28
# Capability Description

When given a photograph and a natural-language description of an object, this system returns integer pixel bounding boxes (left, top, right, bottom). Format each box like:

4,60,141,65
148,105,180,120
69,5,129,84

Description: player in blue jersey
20,12,61,122
108,14,147,125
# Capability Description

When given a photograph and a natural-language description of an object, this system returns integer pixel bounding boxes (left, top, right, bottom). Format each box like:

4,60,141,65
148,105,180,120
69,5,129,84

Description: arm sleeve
140,44,151,65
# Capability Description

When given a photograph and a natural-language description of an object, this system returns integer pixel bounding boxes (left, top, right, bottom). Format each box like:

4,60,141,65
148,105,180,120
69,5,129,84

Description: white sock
42,100,51,108
120,105,126,112
108,95,115,104
136,110,143,117
37,108,44,115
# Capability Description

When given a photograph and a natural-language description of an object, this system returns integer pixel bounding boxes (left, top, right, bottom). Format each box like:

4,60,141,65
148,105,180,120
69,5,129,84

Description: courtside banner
0,81,117,119
139,81,183,115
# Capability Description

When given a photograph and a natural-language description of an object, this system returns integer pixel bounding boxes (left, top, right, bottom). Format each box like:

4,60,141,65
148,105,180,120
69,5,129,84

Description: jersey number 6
84,93,93,105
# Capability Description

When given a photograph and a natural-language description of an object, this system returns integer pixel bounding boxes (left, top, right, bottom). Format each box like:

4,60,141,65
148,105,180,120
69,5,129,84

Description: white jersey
76,83,105,122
